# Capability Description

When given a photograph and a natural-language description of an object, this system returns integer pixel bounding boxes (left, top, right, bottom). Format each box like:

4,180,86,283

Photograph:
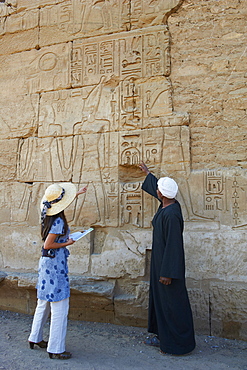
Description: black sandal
29,340,48,349
48,351,72,360
144,336,160,347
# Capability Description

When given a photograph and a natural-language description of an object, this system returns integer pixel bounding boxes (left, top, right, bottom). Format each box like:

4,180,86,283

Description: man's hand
159,277,172,285
139,161,150,175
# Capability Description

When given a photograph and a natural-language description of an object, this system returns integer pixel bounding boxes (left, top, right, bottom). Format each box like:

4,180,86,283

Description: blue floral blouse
36,217,70,302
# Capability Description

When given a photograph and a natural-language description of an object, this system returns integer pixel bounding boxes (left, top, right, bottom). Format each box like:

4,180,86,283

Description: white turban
157,177,178,199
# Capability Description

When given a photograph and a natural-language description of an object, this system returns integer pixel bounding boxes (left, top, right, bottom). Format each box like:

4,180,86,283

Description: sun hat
157,177,178,199
40,183,77,222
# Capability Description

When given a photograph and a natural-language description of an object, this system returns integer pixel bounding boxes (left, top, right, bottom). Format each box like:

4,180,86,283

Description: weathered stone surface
0,95,39,139
91,230,150,278
210,282,247,341
0,227,41,270
0,29,39,55
0,0,246,340
0,141,18,180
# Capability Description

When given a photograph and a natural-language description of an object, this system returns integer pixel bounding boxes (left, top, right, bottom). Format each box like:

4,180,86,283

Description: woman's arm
43,233,75,250
76,186,87,197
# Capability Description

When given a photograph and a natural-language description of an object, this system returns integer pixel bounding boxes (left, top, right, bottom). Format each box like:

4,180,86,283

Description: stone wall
0,0,246,341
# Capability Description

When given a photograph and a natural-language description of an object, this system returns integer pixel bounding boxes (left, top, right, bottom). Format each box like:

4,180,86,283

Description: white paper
69,227,94,241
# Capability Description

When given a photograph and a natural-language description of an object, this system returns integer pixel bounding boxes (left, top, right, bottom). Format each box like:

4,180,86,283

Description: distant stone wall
0,0,246,340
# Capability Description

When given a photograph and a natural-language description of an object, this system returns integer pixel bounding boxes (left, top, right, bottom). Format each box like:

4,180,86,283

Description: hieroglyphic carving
72,27,171,133
38,89,84,137
18,137,76,182
38,0,181,45
229,175,247,228
120,134,142,166
118,130,154,227
121,183,142,227
40,0,126,41
232,177,240,225
204,171,225,212
9,3,190,231
72,26,169,86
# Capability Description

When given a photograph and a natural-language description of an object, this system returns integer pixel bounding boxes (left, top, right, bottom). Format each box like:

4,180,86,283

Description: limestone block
184,229,247,283
0,182,40,224
0,277,37,315
0,1,17,17
114,281,149,325
69,292,115,323
91,230,148,278
210,282,247,340
224,88,247,111
0,28,39,55
69,276,116,322
0,225,41,270
186,279,210,334
0,140,18,181
17,0,64,11
0,43,71,96
4,8,39,35
70,276,115,299
15,272,38,289
68,235,91,275
0,95,39,139
114,294,148,326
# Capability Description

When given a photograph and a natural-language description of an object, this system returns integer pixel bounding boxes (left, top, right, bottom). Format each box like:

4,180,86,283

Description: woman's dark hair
41,210,68,242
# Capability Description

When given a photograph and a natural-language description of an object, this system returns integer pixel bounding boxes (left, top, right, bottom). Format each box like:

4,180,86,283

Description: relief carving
25,44,71,94
38,0,181,43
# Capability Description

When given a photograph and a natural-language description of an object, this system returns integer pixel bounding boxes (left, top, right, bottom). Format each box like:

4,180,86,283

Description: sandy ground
0,310,246,370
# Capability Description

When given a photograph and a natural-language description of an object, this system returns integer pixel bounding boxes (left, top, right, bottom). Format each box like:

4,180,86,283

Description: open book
69,227,94,241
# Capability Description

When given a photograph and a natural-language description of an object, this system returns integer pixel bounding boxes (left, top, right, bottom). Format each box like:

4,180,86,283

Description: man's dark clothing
142,173,195,355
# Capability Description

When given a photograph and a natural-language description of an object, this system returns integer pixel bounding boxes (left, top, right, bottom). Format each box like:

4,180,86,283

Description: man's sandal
144,336,160,347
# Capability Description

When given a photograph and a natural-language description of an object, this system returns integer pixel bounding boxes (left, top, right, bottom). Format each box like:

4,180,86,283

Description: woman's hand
66,238,76,246
76,186,87,196
139,161,150,175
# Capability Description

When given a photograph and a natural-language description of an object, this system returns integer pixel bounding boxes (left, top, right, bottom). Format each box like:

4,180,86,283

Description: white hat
40,183,77,220
157,177,178,199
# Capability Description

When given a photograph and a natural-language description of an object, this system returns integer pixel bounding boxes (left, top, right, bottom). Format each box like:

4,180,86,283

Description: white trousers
28,298,69,354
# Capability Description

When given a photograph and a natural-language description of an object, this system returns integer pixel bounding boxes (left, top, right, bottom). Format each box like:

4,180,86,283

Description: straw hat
40,182,77,217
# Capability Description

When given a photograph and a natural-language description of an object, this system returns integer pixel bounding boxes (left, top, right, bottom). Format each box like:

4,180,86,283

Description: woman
28,182,87,359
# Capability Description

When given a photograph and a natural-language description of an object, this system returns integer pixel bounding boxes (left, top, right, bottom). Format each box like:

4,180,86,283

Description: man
140,162,195,356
